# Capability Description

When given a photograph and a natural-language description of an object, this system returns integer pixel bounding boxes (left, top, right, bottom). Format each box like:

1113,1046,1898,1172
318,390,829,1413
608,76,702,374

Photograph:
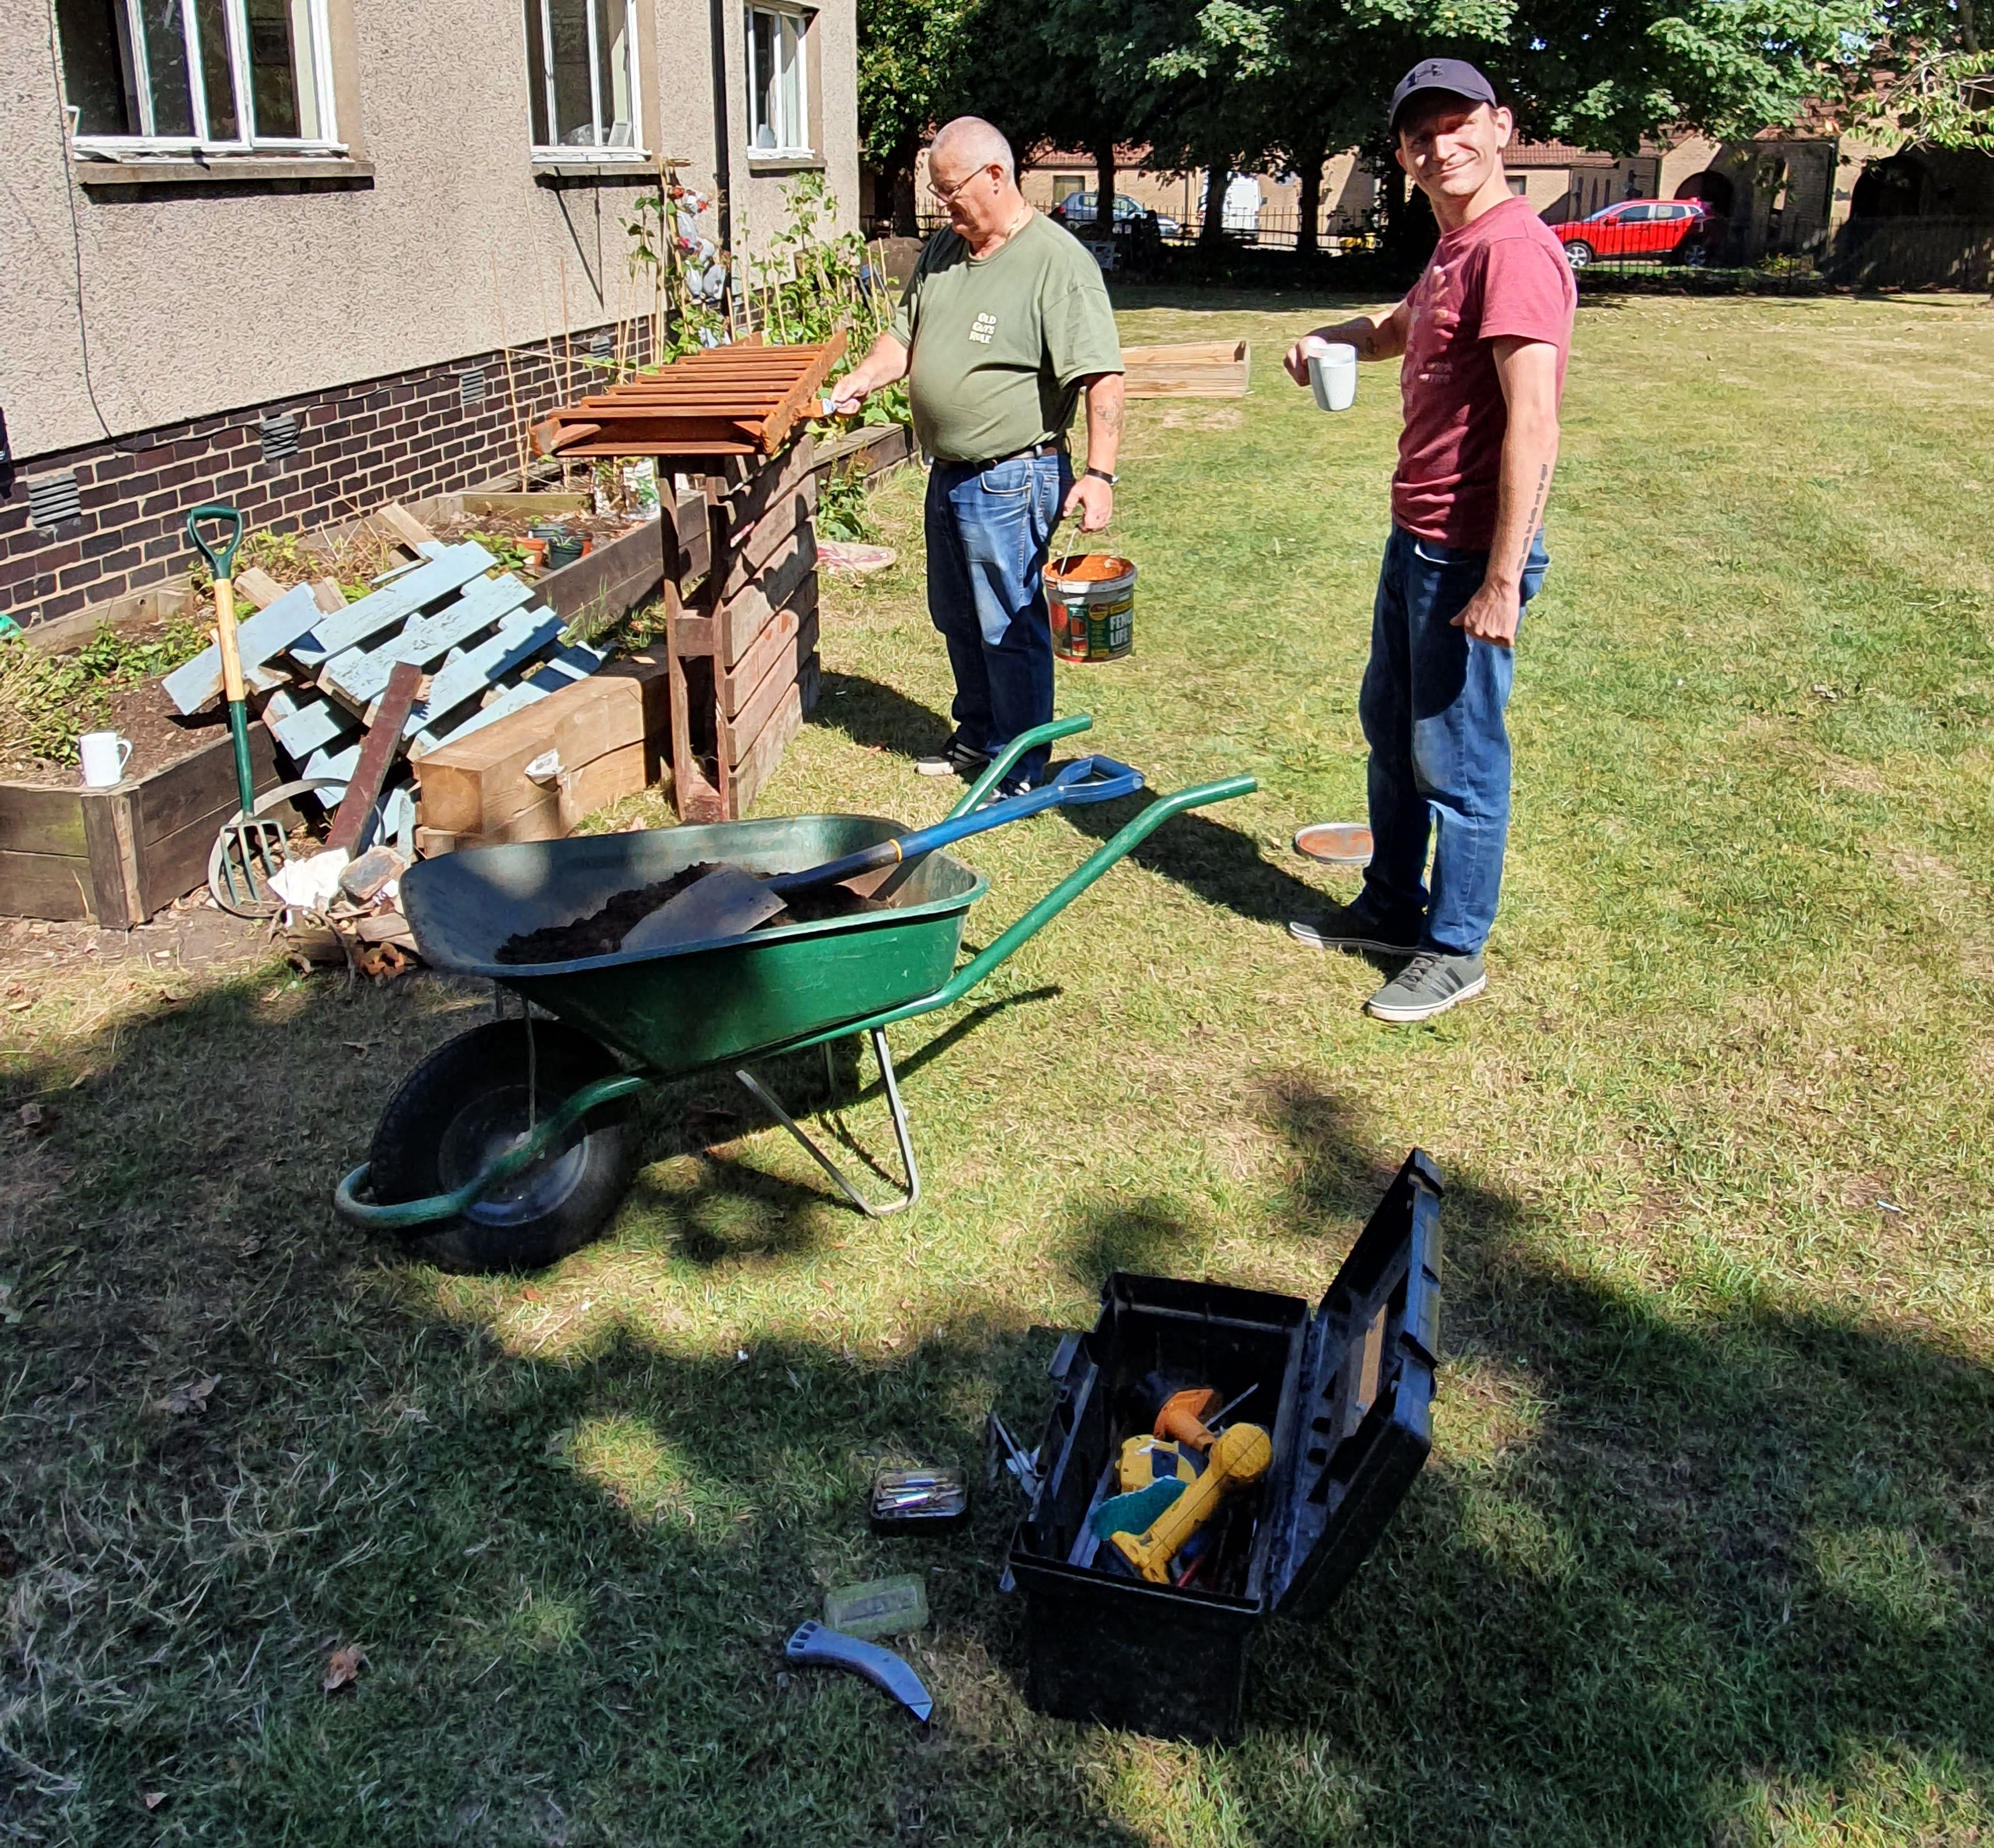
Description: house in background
1,0,859,632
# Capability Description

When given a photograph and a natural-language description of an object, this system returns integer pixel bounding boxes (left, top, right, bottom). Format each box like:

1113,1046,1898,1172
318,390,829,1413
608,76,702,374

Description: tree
857,0,972,233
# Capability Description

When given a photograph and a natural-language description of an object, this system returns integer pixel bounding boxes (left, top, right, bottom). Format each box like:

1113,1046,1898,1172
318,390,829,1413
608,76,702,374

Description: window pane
55,0,134,135
193,0,239,138
137,0,194,135
595,0,633,145
245,0,299,136
778,13,801,147
548,0,595,144
524,0,549,144
750,9,777,148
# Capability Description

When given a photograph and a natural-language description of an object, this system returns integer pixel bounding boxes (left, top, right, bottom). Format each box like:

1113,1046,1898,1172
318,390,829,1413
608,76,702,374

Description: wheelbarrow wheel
368,1019,636,1273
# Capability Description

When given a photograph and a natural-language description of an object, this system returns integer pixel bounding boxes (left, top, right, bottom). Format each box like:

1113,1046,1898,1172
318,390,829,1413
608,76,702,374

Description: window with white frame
55,0,340,153
524,0,643,156
746,6,809,155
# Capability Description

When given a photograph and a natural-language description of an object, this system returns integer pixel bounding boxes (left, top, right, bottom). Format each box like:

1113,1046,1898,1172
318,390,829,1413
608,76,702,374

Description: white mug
1307,342,1358,413
79,730,133,787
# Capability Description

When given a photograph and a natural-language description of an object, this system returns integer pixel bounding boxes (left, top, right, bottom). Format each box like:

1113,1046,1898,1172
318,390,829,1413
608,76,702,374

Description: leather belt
949,440,1066,471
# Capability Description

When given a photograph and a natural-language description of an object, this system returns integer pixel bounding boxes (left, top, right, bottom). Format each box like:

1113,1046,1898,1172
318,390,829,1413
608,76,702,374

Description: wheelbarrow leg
734,1027,921,1218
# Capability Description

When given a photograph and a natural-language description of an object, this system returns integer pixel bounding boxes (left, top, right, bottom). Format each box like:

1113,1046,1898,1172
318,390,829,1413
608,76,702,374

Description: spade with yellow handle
188,504,291,913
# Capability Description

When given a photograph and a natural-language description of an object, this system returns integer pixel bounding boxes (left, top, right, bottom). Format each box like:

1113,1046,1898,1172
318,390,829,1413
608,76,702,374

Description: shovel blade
620,864,786,953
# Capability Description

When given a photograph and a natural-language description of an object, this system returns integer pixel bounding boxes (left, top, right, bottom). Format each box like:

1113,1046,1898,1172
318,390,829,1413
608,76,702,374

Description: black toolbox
1005,1150,1443,1741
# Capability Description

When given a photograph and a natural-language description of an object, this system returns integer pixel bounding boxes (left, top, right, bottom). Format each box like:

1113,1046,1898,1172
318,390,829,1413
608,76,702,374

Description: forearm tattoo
1516,462,1550,576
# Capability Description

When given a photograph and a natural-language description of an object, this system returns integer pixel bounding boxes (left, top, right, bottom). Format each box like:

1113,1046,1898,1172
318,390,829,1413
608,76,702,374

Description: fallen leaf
322,1643,365,1693
18,1103,44,1129
143,1792,166,1811
151,1374,220,1415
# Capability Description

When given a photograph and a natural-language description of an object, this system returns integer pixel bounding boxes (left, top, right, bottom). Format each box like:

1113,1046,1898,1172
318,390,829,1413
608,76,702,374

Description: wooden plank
312,579,347,614
537,517,666,635
721,434,816,532
728,681,804,815
0,848,93,921
462,492,593,516
559,740,649,829
412,681,549,756
374,503,437,553
542,419,764,455
719,554,818,669
19,583,196,657
235,567,287,611
320,573,533,708
1121,339,1249,399
722,488,817,602
723,603,818,720
726,625,808,759
411,608,566,736
0,783,87,857
751,331,848,455
267,691,356,761
325,662,423,855
298,543,497,661
163,580,333,714
79,788,145,929
134,726,282,845
415,651,666,835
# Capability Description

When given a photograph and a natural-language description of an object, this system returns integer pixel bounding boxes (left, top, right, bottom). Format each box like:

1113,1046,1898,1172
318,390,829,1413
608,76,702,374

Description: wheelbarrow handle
949,714,1094,820
186,504,244,582
934,774,1258,1004
775,754,1145,893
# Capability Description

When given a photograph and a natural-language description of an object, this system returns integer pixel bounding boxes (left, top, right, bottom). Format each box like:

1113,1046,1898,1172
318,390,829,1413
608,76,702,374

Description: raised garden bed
0,724,288,926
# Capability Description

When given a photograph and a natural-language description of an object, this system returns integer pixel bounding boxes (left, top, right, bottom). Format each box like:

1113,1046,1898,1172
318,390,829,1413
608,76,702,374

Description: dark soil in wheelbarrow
494,864,889,964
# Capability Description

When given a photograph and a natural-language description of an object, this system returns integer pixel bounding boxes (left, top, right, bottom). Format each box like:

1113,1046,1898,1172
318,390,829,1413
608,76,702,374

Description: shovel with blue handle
620,754,1146,953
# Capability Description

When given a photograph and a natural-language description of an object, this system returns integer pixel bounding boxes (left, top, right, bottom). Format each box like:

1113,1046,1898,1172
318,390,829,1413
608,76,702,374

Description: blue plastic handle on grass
768,754,1145,894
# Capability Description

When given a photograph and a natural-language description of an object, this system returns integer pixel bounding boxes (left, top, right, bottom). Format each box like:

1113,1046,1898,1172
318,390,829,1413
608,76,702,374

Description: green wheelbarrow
332,715,1254,1271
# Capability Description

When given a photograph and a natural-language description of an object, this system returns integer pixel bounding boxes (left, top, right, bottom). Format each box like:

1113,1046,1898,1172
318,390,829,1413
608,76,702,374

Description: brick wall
0,323,653,631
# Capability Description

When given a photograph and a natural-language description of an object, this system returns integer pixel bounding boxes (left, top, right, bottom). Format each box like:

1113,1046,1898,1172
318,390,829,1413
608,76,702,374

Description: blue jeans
925,451,1071,786
1359,526,1549,957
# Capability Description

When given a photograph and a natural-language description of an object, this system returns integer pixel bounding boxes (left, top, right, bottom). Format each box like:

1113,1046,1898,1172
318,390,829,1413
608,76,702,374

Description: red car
1554,199,1719,269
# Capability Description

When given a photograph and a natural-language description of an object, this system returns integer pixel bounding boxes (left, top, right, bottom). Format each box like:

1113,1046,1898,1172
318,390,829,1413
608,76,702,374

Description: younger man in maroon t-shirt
1285,59,1576,1022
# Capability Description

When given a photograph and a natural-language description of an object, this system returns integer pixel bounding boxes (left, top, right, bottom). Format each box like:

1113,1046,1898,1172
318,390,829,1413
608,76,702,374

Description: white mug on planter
79,730,133,788
1306,339,1358,413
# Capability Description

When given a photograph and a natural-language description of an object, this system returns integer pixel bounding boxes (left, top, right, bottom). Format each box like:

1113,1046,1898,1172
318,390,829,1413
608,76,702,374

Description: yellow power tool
1106,1421,1272,1584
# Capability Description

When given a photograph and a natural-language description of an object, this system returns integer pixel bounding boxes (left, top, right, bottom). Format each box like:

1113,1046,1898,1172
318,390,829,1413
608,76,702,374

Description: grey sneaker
916,733,990,779
1365,950,1486,1023
1288,899,1422,955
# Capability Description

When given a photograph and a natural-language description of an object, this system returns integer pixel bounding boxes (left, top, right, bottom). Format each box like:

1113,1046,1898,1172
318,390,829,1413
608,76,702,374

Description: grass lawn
5,287,1993,1847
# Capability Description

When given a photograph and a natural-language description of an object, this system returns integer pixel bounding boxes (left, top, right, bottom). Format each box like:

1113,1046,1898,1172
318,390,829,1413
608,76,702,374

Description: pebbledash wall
0,332,637,630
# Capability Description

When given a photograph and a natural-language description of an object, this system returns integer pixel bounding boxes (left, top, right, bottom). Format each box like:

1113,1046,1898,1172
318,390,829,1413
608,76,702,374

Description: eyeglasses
928,164,996,205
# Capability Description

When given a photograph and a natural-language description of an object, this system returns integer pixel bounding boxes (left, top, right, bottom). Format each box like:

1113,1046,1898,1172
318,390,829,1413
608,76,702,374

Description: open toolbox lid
1264,1149,1443,1618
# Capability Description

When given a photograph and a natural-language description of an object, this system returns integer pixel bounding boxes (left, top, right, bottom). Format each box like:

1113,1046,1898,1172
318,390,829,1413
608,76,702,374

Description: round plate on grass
1293,822,1373,866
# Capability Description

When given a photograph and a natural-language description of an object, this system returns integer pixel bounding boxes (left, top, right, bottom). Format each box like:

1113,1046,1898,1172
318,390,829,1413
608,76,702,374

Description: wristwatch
1085,467,1119,485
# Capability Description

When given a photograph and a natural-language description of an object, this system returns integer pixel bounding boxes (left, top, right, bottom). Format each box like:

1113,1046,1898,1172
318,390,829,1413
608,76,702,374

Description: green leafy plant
815,462,879,542
0,618,206,765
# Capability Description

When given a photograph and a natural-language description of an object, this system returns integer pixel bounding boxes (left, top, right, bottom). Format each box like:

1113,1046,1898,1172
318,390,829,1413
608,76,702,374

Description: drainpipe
710,0,733,252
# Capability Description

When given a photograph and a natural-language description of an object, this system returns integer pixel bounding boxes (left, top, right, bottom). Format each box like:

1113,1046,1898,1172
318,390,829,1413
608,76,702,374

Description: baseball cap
1388,58,1498,133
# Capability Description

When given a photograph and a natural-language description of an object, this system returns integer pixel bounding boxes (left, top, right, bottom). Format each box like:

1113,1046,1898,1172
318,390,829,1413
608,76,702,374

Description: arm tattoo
1516,462,1550,576
1098,393,1124,437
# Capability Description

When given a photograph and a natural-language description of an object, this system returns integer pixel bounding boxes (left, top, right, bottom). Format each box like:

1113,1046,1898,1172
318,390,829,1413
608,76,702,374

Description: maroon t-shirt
1392,196,1576,549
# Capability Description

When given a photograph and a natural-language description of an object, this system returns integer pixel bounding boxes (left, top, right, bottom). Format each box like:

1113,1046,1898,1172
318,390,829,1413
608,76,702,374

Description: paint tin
1045,553,1137,663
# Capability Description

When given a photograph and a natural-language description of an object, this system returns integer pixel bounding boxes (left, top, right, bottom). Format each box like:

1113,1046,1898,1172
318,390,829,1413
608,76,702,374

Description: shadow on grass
3,976,1991,1845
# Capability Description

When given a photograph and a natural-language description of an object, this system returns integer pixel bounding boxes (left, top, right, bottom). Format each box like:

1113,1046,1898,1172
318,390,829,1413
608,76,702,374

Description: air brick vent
459,366,486,406
28,471,81,528
260,413,299,462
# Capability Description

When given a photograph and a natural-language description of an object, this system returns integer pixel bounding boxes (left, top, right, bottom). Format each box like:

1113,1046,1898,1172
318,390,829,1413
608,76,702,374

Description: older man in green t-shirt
829,116,1125,792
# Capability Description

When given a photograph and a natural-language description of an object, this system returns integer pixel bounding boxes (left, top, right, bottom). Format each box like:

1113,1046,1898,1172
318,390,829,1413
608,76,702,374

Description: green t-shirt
890,212,1123,464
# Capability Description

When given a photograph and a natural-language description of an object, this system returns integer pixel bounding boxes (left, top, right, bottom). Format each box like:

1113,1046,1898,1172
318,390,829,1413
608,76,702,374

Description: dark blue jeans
925,451,1070,786
1359,526,1549,956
